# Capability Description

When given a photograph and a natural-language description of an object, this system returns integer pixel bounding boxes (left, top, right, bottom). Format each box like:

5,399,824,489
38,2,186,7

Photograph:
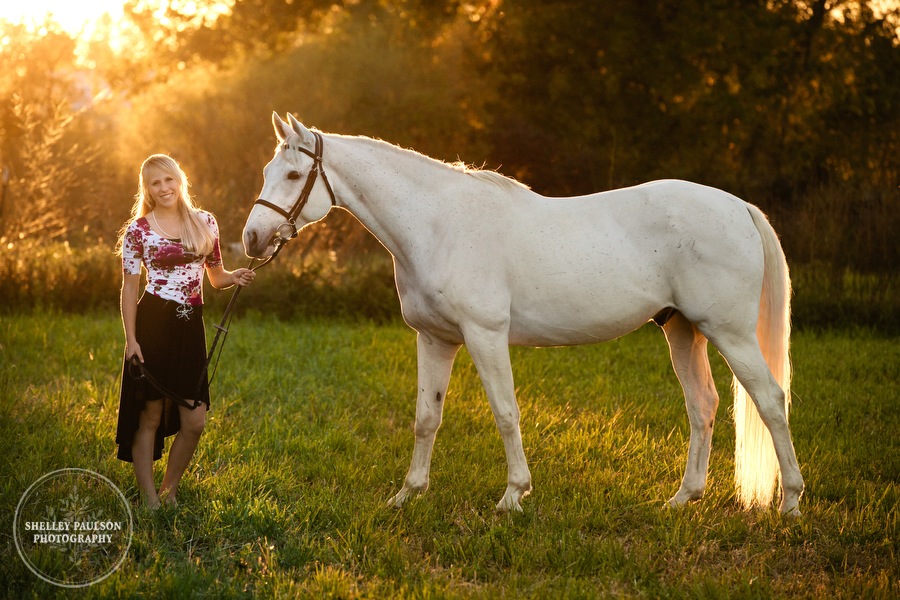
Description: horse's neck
331,137,467,260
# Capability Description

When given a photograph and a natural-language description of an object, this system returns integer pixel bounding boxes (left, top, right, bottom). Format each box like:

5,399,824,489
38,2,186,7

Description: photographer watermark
13,468,133,588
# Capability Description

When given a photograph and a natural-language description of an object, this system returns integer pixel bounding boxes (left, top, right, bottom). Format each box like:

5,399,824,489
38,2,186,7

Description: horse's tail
733,203,792,509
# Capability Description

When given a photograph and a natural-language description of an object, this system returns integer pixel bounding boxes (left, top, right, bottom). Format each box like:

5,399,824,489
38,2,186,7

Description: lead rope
130,236,289,409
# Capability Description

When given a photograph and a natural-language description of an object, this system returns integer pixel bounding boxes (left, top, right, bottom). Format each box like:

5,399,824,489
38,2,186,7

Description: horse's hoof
495,499,523,514
389,482,428,509
663,497,680,510
666,488,703,509
495,489,527,513
387,490,409,509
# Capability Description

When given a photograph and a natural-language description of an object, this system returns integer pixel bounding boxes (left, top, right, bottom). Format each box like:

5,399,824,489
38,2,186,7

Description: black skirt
116,292,210,462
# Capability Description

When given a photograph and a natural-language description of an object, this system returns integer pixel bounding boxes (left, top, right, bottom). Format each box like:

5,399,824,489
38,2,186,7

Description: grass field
1,312,897,598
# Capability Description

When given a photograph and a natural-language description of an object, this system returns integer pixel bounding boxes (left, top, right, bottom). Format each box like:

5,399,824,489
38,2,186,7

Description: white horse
243,113,804,515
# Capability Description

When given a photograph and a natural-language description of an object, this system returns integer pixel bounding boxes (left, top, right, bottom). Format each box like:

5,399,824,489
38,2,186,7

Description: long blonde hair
119,154,215,256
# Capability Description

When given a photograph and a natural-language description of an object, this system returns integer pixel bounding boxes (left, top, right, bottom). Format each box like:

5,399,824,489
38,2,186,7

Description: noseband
253,130,337,250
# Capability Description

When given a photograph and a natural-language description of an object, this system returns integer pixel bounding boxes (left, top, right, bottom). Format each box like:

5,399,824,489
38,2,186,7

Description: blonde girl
116,154,254,508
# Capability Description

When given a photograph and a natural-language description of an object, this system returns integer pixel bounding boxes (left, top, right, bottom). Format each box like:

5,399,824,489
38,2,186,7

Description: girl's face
147,168,182,210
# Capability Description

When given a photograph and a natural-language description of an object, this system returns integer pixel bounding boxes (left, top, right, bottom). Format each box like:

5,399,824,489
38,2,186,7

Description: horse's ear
272,112,293,142
287,113,313,144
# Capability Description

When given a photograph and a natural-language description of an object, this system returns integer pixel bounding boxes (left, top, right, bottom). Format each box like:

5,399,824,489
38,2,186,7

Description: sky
1,0,126,35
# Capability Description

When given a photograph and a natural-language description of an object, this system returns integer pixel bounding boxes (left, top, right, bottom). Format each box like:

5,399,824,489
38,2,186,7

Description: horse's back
499,180,765,345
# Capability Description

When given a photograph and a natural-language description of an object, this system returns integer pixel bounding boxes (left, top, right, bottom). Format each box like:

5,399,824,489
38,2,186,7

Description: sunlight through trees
0,0,897,272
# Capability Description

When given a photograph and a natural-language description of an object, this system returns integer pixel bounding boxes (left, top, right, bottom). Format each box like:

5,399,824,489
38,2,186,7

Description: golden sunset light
0,1,897,597
1,1,235,64
0,0,125,35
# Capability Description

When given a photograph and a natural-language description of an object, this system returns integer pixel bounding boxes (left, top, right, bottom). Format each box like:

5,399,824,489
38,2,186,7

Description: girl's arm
205,264,255,290
203,213,254,290
121,272,143,362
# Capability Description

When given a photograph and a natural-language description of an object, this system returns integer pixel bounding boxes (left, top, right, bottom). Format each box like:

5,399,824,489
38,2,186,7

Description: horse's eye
287,171,302,181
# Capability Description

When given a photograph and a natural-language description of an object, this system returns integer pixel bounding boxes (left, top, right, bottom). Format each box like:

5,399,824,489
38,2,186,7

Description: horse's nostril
244,231,261,256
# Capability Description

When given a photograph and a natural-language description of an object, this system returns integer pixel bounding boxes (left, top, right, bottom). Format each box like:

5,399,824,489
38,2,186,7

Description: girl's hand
126,340,144,364
232,268,256,287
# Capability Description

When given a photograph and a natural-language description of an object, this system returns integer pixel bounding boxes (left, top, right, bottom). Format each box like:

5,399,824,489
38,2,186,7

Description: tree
0,21,99,243
477,0,899,201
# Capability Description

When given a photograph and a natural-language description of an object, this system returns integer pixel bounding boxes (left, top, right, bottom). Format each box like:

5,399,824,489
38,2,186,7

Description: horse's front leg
463,324,532,513
388,333,459,508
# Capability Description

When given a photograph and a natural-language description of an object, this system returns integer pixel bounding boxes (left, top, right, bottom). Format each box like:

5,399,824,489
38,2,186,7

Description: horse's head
242,112,337,257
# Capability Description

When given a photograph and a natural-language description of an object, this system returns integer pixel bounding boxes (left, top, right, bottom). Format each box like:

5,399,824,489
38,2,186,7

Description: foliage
0,0,897,321
0,240,401,322
207,245,401,322
0,21,103,242
775,184,898,273
479,0,899,201
0,241,121,312
0,315,897,597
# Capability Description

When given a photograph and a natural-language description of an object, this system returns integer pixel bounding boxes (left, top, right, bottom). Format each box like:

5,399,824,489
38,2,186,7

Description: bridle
253,130,337,258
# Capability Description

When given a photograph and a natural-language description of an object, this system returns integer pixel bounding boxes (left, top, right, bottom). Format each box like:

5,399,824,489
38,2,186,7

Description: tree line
1,0,897,275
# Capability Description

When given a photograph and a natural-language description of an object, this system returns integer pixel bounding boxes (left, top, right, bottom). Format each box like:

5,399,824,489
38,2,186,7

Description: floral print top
122,210,223,306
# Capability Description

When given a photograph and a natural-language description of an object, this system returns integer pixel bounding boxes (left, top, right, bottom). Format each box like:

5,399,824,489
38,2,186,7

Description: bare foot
158,488,177,507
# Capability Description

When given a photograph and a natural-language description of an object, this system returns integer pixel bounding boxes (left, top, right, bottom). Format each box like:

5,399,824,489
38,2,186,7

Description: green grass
1,313,897,598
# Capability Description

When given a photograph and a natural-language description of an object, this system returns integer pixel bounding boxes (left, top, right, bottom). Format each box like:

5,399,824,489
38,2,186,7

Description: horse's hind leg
706,329,804,514
389,333,460,508
663,312,720,507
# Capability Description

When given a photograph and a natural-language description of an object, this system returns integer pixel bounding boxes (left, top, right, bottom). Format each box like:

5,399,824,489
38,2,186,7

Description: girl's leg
132,399,163,509
158,403,207,505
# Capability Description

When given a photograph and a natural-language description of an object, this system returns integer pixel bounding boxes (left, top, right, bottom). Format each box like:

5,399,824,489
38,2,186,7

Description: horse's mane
334,133,531,192
450,162,531,191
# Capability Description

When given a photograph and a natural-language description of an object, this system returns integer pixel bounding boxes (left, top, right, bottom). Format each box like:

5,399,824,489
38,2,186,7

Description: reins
130,131,336,410
127,250,282,410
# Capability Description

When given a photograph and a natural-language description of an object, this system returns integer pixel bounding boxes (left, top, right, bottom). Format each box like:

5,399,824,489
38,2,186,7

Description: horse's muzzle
243,230,273,258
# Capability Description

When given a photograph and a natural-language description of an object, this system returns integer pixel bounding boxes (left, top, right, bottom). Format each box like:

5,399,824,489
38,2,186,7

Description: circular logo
13,469,133,588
